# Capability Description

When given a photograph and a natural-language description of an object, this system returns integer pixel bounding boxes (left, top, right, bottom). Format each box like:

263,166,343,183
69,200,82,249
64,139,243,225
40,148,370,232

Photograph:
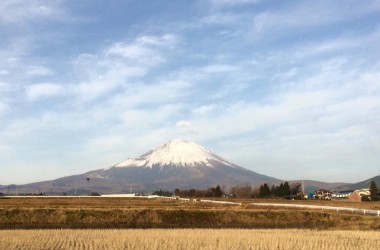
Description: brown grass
1,197,379,230
250,199,380,210
2,197,379,209
1,229,380,249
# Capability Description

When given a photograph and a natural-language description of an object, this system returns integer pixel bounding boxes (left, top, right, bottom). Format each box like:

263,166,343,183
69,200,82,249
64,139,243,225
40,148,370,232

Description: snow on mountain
111,139,234,169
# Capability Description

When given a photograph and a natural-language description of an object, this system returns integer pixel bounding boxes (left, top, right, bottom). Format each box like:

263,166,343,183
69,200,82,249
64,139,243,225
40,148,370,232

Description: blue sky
1,0,380,185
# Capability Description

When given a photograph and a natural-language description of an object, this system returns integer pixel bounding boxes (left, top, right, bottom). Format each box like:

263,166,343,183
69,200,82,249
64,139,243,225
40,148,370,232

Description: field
1,198,380,249
1,229,380,249
1,197,379,230
2,196,380,209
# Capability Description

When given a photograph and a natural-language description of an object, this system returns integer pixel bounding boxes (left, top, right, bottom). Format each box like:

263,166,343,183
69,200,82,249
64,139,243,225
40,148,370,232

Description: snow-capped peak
112,139,234,169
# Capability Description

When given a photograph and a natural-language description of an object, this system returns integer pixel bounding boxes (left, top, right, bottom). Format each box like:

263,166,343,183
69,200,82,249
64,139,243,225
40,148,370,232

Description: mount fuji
3,139,281,194
112,139,236,169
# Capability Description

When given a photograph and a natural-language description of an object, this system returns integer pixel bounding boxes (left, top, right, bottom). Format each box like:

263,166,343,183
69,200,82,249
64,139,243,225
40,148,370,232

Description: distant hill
289,180,351,194
335,175,380,191
290,176,380,193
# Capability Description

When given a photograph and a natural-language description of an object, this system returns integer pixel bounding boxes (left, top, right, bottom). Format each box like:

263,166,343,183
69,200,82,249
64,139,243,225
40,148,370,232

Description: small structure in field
314,189,332,200
348,189,370,202
332,190,353,199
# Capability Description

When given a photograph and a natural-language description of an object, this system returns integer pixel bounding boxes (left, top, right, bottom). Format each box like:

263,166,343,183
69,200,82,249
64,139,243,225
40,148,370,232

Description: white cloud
109,79,192,109
192,104,218,115
209,0,260,6
194,100,379,181
137,34,178,46
1,110,94,140
73,66,146,101
0,38,33,74
250,2,380,40
0,82,11,94
291,36,374,61
188,56,378,139
119,104,183,129
0,70,9,76
0,0,65,23
86,135,126,154
0,144,11,153
201,64,238,73
26,83,63,101
0,102,8,115
176,120,192,128
106,34,178,64
211,82,250,99
72,34,179,102
26,66,54,76
176,120,198,135
107,43,154,60
202,12,242,24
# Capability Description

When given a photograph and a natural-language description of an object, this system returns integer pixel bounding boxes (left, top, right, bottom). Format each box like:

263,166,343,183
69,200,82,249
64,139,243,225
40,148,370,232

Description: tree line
152,182,303,199
152,185,224,198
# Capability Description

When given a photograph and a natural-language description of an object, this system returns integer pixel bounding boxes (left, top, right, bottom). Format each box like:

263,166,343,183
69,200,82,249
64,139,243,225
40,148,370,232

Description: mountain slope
2,139,281,194
289,180,351,194
335,175,380,191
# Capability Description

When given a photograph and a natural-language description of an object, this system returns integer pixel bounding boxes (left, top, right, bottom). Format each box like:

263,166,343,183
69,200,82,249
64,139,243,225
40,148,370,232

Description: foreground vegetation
1,229,380,249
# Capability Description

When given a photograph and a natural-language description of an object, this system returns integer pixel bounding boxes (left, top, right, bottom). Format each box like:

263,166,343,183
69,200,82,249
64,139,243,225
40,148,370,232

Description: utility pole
302,179,305,194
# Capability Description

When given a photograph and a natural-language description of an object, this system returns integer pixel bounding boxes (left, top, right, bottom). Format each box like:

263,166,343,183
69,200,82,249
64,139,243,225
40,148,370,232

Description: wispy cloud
209,0,260,7
0,102,8,116
202,12,243,25
201,64,238,73
250,1,380,40
0,70,9,76
72,34,179,102
0,0,65,23
106,34,178,62
192,104,219,116
26,83,63,101
176,120,198,135
26,66,54,76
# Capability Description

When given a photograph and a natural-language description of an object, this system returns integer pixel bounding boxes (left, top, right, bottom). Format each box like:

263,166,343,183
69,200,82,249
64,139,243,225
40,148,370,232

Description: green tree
259,183,271,198
214,185,223,197
277,183,284,197
189,189,195,197
369,180,379,201
174,188,180,196
283,182,291,196
270,185,276,196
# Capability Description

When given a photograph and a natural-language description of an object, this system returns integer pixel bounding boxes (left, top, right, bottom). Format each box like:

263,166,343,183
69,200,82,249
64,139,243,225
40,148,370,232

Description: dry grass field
1,197,380,210
1,229,380,249
1,197,379,230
